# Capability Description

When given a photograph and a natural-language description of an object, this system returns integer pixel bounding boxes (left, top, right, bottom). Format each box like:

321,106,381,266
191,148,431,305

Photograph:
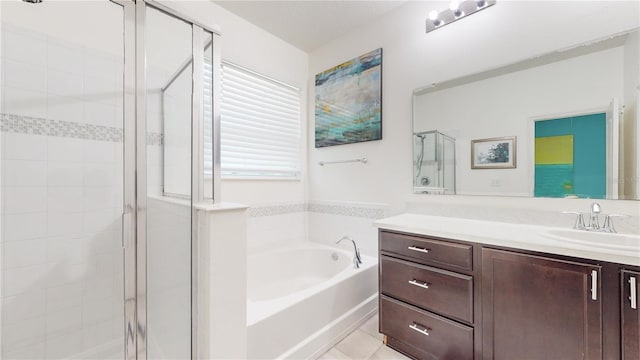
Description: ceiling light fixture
428,10,442,27
450,1,463,17
426,0,496,34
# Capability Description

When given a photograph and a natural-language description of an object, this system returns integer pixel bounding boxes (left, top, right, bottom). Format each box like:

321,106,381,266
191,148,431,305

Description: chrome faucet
336,236,362,269
563,203,628,233
588,202,601,230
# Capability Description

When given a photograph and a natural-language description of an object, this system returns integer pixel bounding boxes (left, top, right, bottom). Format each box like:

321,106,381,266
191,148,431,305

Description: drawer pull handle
591,270,598,301
408,279,430,289
409,322,430,336
630,276,637,310
408,245,430,254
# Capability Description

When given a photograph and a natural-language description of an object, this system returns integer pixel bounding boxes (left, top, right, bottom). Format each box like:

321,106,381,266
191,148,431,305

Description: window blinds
204,59,213,177
220,62,301,178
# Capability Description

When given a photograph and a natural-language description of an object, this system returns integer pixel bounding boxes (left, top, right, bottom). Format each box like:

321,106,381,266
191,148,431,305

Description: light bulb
428,10,439,21
450,0,463,17
476,0,486,8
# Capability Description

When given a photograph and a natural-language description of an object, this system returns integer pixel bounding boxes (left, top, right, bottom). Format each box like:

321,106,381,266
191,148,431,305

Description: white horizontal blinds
221,62,301,178
203,58,213,176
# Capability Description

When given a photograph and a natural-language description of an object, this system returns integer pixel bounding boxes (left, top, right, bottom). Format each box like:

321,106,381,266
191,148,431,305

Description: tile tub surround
247,200,388,219
247,201,390,256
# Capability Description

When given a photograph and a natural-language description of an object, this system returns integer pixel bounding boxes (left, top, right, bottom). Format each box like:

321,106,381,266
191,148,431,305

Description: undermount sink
545,229,640,251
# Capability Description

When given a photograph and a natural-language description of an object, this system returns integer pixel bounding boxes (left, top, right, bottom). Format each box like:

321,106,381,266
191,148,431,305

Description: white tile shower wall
1,23,125,358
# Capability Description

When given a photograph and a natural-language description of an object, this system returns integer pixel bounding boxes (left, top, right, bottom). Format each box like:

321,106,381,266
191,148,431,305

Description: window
203,57,213,177
220,62,301,179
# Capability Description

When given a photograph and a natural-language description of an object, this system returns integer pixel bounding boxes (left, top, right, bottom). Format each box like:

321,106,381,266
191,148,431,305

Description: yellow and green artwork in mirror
534,113,606,199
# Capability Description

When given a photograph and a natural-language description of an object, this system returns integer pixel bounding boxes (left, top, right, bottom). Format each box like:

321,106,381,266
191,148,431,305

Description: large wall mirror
413,28,639,200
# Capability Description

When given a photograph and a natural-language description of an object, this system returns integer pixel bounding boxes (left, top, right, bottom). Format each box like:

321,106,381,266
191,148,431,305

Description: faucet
588,202,601,230
563,203,628,233
336,236,363,269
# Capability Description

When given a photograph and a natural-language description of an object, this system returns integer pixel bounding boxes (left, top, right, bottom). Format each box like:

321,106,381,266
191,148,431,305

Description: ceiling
213,1,408,52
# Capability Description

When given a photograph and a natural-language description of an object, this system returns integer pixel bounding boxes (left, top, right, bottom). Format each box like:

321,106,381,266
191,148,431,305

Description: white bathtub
247,242,378,359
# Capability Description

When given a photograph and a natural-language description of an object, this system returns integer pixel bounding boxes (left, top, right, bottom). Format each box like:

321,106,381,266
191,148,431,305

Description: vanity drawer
380,256,473,323
380,295,473,360
380,231,473,271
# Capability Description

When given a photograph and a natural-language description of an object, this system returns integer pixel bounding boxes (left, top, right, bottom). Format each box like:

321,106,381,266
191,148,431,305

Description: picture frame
314,48,382,148
471,136,517,169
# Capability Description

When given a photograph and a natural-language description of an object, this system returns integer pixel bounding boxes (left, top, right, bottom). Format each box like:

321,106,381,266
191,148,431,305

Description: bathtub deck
319,314,411,360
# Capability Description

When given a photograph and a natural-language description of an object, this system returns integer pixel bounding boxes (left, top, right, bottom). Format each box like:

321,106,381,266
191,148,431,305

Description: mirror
413,29,639,200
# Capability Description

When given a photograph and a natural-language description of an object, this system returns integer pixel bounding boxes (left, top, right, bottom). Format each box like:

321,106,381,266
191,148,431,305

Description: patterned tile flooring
318,314,411,360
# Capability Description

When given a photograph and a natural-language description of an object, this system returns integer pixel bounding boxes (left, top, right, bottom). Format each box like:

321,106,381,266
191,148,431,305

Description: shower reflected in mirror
413,130,456,194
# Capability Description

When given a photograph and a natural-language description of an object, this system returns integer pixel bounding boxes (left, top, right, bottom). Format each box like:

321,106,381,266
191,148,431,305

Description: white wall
159,0,309,206
308,0,640,211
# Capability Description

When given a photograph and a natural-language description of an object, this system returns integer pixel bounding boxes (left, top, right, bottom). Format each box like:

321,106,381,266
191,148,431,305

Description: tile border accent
308,202,386,220
248,201,388,219
1,113,123,142
248,202,306,217
1,113,163,145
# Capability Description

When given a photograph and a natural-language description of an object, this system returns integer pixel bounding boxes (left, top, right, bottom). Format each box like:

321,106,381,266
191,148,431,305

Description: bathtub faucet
336,236,363,269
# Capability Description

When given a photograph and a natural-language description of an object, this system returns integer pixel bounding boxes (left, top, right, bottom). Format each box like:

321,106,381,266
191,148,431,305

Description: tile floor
318,314,411,360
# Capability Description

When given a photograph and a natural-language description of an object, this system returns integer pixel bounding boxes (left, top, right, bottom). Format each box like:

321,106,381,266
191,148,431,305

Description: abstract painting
315,48,382,148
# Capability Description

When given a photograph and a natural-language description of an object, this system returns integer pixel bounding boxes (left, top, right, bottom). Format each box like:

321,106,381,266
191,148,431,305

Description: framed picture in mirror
471,136,517,169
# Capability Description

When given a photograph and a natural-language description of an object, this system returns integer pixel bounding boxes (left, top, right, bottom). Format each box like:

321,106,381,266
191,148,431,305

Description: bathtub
247,242,378,359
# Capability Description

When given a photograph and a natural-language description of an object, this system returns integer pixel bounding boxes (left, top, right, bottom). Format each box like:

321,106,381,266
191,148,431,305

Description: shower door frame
123,1,221,359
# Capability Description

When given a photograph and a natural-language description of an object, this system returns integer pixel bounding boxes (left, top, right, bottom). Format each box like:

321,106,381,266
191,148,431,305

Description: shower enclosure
0,1,219,359
413,130,456,194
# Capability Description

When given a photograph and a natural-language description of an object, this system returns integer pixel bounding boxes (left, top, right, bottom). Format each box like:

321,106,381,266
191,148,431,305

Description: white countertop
374,214,640,267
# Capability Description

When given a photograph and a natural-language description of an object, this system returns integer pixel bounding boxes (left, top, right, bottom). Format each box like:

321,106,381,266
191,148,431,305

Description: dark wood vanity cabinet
378,228,640,360
622,270,640,359
481,248,603,360
378,230,478,360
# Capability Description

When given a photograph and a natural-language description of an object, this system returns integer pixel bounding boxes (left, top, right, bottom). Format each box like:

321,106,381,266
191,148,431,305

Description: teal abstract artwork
315,49,382,148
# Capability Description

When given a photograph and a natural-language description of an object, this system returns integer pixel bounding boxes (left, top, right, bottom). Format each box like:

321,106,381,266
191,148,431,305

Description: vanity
376,214,640,360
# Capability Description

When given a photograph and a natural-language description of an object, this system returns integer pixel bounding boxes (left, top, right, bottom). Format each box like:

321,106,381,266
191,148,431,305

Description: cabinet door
622,270,640,359
482,248,602,360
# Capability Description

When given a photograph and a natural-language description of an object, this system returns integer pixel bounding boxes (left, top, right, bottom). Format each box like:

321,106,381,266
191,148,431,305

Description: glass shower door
144,5,193,359
142,2,218,358
1,1,126,358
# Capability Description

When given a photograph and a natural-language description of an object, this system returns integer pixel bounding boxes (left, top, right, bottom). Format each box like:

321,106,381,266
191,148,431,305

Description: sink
545,229,640,252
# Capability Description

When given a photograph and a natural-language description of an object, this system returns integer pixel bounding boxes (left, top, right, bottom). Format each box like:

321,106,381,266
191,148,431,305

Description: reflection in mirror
413,130,456,194
533,110,615,199
413,29,639,200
